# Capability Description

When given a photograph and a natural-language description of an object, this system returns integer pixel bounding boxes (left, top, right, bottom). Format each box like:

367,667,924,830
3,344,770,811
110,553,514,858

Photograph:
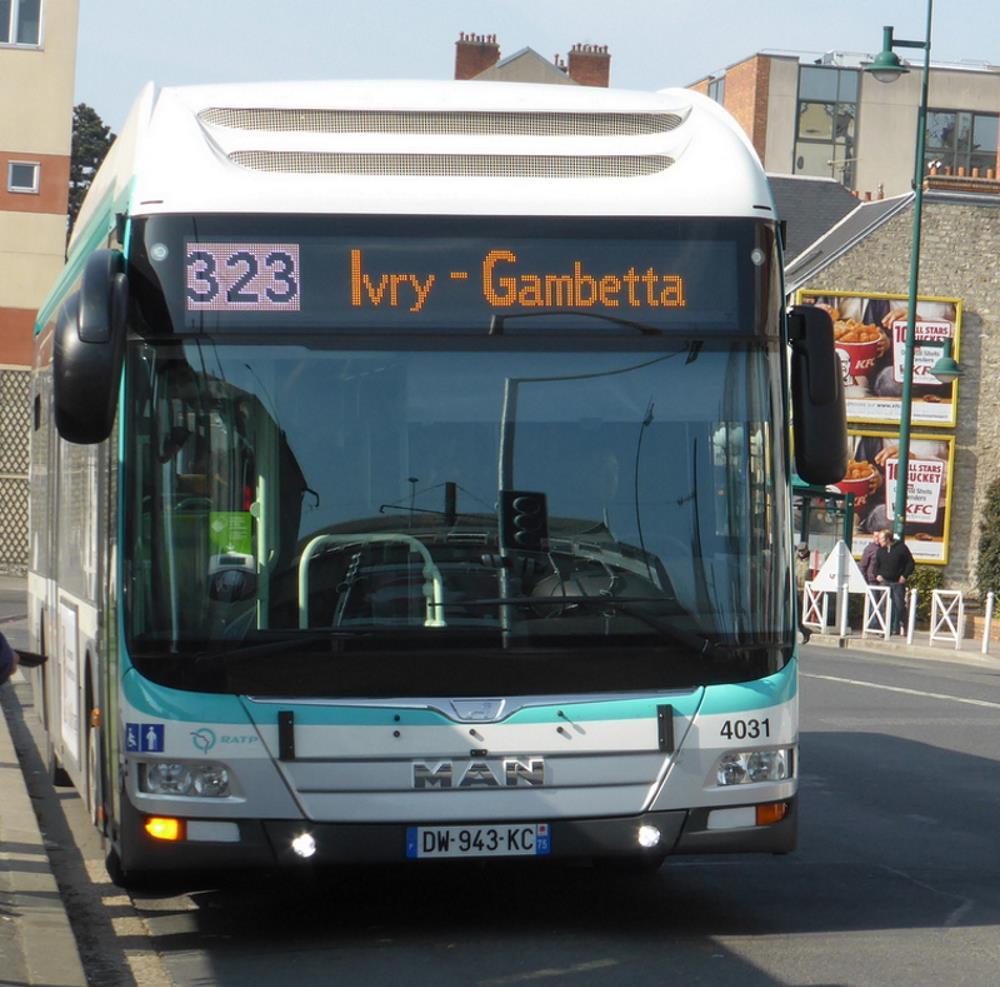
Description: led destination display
135,216,764,334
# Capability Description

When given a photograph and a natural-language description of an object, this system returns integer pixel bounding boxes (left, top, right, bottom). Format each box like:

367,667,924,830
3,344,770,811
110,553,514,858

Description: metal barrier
801,583,827,631
862,585,891,640
906,588,918,645
929,589,964,649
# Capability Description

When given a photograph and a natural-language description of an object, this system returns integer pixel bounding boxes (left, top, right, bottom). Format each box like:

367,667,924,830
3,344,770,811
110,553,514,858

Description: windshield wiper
190,629,371,663
488,309,663,336
448,594,724,655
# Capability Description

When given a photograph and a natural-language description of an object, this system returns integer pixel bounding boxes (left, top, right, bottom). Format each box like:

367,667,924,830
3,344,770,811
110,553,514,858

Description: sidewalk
0,577,87,987
805,625,1000,667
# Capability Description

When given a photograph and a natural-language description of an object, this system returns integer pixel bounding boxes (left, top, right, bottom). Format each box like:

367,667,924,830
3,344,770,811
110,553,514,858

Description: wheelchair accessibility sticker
125,723,165,753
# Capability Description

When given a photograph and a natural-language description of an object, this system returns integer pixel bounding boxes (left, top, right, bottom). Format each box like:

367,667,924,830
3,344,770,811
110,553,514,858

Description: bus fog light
714,748,793,786
291,832,317,858
637,825,661,848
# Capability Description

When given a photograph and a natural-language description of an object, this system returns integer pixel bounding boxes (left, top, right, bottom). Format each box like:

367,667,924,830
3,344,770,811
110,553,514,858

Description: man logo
412,758,544,789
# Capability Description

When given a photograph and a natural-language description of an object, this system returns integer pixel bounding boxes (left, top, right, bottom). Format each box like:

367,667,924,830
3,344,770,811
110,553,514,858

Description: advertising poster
795,289,962,427
832,429,955,565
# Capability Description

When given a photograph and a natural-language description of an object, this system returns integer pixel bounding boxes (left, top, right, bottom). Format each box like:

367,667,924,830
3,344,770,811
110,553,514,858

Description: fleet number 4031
720,718,771,740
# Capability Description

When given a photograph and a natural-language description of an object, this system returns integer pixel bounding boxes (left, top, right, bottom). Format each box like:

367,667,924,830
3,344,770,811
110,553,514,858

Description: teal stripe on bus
698,659,797,715
123,669,251,723
122,661,795,726
36,179,134,334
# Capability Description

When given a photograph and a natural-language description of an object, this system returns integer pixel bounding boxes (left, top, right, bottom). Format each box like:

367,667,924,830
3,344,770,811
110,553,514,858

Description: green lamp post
863,2,956,540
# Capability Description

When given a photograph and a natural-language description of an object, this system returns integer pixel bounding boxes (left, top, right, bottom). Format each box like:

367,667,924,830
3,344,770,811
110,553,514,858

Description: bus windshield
125,332,793,692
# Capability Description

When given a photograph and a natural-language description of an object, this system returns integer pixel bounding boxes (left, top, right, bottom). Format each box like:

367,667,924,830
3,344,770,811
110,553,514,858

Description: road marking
803,672,1000,710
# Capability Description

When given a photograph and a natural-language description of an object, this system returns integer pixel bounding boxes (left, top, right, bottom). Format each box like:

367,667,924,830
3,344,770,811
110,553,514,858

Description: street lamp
864,2,951,540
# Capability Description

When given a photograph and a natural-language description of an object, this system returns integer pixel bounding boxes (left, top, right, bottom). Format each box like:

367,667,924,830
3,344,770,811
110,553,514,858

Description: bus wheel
105,846,152,892
46,736,72,787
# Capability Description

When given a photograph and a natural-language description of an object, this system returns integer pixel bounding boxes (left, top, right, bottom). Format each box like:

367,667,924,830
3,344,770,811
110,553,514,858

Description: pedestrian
0,630,19,686
874,528,915,635
795,544,811,591
860,530,884,630
860,530,884,583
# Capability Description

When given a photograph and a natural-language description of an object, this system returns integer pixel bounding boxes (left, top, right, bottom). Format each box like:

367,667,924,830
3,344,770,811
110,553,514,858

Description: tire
46,735,73,787
105,845,152,892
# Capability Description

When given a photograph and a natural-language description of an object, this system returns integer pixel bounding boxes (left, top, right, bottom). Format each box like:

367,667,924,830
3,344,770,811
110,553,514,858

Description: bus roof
72,79,775,251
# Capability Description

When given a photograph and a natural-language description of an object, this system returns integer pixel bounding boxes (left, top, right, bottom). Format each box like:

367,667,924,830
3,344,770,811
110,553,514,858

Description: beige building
0,0,79,570
690,50,1000,199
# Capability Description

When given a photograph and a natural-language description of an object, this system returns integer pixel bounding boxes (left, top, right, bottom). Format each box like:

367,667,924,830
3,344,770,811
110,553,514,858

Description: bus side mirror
789,305,847,485
54,249,128,444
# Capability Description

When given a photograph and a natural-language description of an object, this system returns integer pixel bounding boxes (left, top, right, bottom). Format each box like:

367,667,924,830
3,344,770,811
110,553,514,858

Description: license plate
406,823,550,859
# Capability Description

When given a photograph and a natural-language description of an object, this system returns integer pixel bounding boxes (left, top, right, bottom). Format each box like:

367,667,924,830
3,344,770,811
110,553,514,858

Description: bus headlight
714,748,793,786
142,761,231,797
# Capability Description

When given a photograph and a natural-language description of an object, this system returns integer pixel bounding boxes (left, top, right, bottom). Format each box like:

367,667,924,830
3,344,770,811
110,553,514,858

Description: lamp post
864,2,942,541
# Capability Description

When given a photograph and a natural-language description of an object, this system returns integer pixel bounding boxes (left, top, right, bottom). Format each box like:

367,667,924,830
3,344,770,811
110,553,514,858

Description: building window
0,0,42,46
925,109,999,177
793,66,859,188
7,161,40,193
708,76,725,105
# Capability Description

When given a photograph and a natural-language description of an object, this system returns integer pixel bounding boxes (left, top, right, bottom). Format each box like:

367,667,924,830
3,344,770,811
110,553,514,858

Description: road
7,639,1000,987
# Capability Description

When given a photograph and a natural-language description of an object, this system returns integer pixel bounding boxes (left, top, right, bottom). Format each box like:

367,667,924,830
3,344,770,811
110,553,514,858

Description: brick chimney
455,33,501,80
567,43,611,87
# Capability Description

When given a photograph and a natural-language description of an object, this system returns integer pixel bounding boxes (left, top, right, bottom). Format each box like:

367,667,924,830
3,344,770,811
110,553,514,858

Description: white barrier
906,588,918,645
801,582,828,631
929,589,964,649
862,586,891,640
982,591,995,656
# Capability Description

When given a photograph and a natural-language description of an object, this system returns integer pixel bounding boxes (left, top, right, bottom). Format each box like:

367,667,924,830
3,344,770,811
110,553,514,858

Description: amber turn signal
755,802,789,826
144,816,186,841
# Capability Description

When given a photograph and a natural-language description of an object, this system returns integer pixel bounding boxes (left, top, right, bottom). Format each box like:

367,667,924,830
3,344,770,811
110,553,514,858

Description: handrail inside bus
297,533,446,630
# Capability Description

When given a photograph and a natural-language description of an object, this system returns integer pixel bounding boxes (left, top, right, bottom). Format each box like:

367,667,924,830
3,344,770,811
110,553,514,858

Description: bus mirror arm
788,305,848,486
53,249,128,445
14,650,47,668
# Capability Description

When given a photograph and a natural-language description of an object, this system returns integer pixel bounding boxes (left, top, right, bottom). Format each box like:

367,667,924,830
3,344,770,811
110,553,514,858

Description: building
687,46,1000,595
689,49,1000,199
455,33,610,88
0,0,79,571
784,174,1000,596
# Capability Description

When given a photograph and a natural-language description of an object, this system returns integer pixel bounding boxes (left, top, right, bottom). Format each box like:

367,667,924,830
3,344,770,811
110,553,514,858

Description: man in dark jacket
874,528,915,635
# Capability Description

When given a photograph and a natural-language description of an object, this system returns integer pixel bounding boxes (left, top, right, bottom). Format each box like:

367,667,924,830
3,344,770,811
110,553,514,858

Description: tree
68,103,115,244
976,475,1000,600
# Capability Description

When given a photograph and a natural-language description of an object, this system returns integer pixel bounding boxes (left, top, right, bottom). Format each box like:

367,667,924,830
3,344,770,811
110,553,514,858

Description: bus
28,79,845,886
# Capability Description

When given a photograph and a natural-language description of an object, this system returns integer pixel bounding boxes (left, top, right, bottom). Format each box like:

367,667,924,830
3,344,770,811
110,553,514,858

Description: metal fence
0,369,30,574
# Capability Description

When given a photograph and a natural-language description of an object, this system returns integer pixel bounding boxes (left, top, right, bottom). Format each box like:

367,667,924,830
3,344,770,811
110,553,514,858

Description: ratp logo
190,728,217,754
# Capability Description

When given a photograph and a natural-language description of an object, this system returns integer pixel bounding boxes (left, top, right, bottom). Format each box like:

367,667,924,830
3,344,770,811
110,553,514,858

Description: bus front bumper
118,792,797,873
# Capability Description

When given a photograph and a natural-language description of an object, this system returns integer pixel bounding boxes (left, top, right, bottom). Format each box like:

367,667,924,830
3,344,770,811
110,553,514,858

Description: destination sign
180,235,746,332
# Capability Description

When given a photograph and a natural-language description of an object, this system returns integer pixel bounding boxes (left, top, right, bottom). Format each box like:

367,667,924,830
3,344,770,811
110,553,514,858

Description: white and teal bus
28,80,845,886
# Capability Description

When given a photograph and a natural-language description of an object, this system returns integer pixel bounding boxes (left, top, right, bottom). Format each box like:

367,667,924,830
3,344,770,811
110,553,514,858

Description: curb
0,679,88,987
805,632,999,668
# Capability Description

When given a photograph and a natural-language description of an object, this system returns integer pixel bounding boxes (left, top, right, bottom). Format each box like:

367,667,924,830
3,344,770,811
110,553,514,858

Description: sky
76,1,995,133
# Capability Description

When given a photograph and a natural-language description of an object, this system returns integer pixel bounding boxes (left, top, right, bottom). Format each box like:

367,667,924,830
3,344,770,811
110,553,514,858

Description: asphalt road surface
9,641,1000,987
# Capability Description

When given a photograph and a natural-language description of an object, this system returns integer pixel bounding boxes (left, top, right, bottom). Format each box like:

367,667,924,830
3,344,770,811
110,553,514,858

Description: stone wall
800,194,1000,597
